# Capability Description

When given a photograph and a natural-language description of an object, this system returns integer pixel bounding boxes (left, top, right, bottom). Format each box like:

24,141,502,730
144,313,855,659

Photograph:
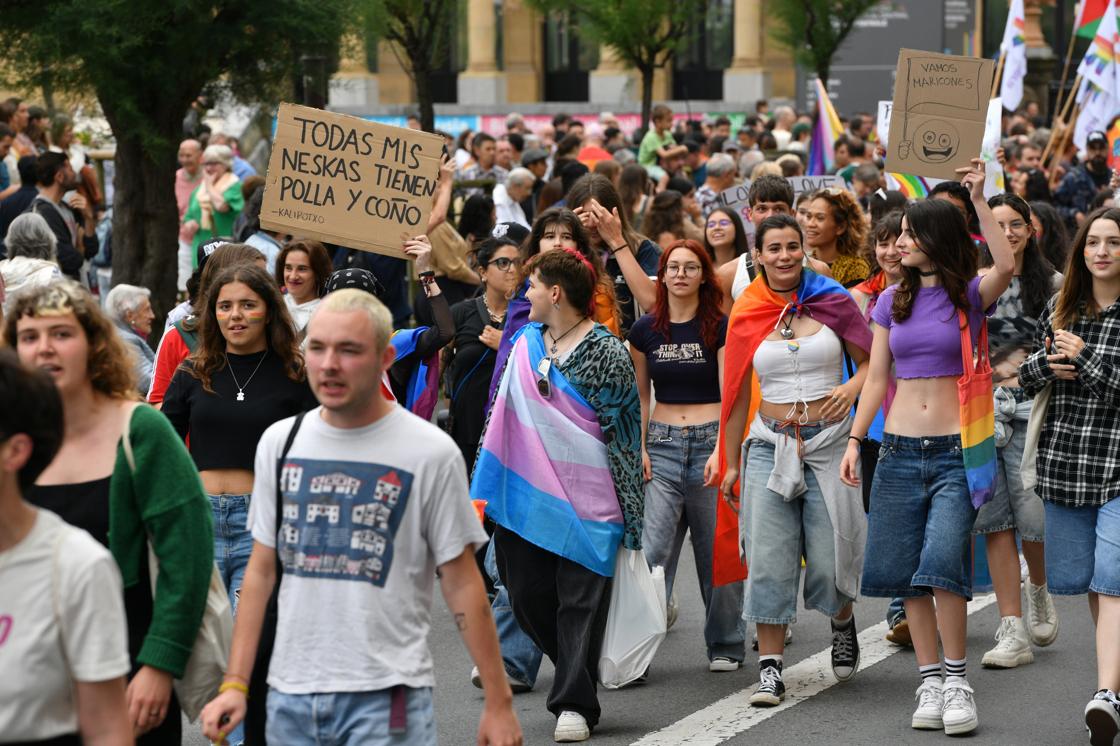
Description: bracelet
418,270,436,280
219,681,249,697
848,435,864,444
609,244,628,255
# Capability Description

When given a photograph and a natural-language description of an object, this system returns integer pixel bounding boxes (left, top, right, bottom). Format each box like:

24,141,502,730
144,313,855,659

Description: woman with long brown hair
630,239,744,672
1018,206,1120,740
6,280,213,744
802,188,870,287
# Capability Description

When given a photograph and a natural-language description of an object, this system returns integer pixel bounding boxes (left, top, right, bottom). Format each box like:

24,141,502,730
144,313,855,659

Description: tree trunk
412,61,436,132
816,61,830,91
640,65,655,133
109,130,181,335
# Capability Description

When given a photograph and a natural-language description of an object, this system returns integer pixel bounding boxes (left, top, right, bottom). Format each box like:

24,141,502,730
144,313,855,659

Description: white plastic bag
598,548,667,689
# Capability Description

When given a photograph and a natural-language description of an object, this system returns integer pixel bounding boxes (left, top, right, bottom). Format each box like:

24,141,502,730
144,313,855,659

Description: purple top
871,275,995,379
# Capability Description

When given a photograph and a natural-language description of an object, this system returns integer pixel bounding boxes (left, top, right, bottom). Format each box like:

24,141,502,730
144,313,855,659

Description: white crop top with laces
753,325,843,405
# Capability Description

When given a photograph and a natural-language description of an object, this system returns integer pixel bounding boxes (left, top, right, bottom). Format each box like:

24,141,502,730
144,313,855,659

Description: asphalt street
183,544,1101,745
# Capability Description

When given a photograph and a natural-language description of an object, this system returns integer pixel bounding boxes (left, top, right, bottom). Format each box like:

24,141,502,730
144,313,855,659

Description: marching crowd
0,95,1119,746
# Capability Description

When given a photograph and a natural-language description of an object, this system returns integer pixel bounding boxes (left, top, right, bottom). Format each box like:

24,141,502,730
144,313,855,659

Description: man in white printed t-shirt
201,289,522,746
0,351,132,745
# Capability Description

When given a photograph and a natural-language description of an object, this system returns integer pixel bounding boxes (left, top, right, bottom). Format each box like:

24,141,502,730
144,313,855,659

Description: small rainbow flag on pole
884,172,944,199
808,78,844,175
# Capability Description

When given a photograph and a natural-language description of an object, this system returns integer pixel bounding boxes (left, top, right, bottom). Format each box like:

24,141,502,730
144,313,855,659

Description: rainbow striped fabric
956,311,997,508
884,172,944,199
474,323,624,576
808,78,844,175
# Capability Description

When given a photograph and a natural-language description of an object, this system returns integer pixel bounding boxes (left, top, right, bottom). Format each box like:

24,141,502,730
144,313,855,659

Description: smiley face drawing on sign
914,119,959,163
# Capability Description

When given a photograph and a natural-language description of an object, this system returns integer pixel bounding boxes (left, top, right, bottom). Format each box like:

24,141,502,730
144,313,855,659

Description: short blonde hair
316,289,392,350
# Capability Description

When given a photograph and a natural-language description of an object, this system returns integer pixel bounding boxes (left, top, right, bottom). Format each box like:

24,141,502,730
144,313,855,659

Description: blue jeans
643,420,745,661
1044,497,1120,596
266,687,436,746
862,434,978,599
484,539,542,686
209,493,253,614
741,418,853,624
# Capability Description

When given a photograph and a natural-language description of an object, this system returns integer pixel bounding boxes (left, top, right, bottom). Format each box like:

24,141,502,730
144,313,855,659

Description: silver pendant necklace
228,350,268,402
779,313,796,339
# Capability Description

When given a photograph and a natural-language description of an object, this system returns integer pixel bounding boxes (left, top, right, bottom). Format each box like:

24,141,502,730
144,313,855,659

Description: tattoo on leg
454,613,467,631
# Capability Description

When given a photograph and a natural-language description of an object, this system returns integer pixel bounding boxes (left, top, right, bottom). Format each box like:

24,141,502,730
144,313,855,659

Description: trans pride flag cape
714,270,873,586
389,327,440,420
474,323,624,576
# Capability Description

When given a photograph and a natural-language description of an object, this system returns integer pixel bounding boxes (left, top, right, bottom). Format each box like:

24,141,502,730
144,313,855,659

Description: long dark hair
642,190,685,242
863,210,904,275
186,243,266,332
457,194,495,242
983,194,1054,318
618,163,651,219
1053,206,1120,330
891,199,977,323
1029,200,1070,273
524,207,618,315
186,264,304,393
565,173,645,249
650,239,725,349
703,207,750,260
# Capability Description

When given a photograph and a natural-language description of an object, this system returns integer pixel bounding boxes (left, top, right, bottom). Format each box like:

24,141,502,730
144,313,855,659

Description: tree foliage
525,0,708,130
0,0,352,326
769,0,882,85
356,0,455,133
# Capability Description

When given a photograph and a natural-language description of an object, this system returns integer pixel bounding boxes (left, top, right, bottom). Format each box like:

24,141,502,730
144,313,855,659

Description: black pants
493,526,611,727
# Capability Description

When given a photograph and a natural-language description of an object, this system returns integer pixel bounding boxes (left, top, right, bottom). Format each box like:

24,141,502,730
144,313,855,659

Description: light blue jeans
266,687,436,746
209,493,253,614
643,420,745,661
484,539,543,686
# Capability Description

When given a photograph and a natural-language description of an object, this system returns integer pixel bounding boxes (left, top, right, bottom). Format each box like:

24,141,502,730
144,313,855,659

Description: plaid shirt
1018,295,1120,508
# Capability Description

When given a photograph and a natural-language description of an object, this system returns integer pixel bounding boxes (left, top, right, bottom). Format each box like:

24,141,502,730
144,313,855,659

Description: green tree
770,0,881,85
526,0,708,131
357,0,456,133
0,1,349,326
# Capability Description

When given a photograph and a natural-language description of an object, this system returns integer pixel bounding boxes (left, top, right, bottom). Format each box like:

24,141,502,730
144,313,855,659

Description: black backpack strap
275,411,308,549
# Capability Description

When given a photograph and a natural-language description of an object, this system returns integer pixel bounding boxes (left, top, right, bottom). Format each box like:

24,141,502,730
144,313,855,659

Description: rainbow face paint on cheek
216,310,232,321
245,309,266,323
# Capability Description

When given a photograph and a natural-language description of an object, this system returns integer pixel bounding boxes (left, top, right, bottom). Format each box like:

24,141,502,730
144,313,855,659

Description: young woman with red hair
628,239,745,672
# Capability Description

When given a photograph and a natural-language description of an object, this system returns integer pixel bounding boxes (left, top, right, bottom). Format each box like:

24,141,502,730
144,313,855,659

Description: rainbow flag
474,324,624,576
1077,0,1112,39
808,78,844,175
1077,0,1119,97
884,172,944,199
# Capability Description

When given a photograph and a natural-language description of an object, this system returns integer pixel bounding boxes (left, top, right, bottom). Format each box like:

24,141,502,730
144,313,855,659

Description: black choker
769,283,799,293
918,269,939,277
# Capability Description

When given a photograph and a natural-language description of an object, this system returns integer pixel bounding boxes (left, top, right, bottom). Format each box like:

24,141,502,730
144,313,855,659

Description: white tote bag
598,548,667,689
122,406,233,722
1019,384,1052,492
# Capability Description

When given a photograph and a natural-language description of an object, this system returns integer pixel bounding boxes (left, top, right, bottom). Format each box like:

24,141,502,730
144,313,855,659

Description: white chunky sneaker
981,616,1034,669
1025,581,1060,646
911,677,944,730
941,676,979,735
554,711,590,742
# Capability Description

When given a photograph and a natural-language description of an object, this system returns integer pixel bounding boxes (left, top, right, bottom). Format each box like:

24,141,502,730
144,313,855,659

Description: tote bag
957,311,997,509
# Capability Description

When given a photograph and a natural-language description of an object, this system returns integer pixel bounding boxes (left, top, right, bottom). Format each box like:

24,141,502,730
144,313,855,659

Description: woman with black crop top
162,264,316,619
629,239,745,671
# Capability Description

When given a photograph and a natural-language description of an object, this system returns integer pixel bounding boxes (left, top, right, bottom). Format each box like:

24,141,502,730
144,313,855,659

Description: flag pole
1042,73,1083,165
1047,101,1083,187
991,51,1008,99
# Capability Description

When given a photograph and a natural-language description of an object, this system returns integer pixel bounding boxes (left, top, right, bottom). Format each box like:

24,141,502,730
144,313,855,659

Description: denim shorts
1044,497,1120,597
973,394,1045,542
862,434,978,600
266,687,436,746
741,417,852,624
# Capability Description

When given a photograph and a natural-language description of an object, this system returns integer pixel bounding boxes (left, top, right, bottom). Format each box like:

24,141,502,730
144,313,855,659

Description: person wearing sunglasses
629,239,745,673
474,248,641,742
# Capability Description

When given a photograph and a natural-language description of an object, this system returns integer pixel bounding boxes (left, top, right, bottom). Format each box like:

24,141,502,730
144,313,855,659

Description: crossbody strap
957,309,991,375
274,412,307,573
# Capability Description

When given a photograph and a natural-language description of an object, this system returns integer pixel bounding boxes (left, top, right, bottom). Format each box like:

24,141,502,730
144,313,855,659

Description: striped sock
944,657,966,678
918,663,942,682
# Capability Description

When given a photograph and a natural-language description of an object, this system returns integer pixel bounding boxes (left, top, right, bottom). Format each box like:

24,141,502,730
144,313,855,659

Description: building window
543,12,599,101
673,0,732,100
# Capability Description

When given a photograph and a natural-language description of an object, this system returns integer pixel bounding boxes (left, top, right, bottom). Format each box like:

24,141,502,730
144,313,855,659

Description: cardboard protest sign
877,101,892,149
715,181,754,245
787,175,847,199
887,49,995,180
261,103,444,259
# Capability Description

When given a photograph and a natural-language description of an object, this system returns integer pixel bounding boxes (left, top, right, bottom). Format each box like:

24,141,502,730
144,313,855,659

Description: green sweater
112,404,214,678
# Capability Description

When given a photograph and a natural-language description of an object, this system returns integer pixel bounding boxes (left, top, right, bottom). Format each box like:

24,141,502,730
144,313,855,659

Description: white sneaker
912,677,944,730
709,657,741,672
666,591,679,630
1025,581,1060,647
554,711,590,742
941,677,979,735
981,616,1034,668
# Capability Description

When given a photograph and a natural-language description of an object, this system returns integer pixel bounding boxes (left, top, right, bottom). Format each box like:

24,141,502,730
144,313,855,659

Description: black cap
1087,131,1109,147
491,222,530,245
324,268,387,299
196,236,234,271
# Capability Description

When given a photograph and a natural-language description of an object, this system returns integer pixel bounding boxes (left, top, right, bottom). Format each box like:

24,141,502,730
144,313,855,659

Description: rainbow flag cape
474,323,624,576
808,78,844,175
714,270,873,586
1077,0,1112,39
884,172,944,199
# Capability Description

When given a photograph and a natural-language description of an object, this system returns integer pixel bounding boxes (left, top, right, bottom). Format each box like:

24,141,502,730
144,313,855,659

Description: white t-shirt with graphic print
249,405,488,694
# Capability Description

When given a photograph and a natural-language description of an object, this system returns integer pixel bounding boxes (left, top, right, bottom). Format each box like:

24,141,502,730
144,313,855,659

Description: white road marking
631,593,999,746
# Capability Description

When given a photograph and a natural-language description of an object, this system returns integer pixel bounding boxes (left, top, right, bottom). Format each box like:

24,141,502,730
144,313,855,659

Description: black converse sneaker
1085,689,1120,746
831,616,860,682
749,662,785,707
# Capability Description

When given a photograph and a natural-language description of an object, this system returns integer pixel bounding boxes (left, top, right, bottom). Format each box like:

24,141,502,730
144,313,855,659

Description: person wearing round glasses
629,239,745,673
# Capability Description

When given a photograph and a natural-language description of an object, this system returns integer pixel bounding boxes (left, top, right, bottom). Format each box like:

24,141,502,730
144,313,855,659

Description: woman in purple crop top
629,239,743,672
840,160,1014,736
